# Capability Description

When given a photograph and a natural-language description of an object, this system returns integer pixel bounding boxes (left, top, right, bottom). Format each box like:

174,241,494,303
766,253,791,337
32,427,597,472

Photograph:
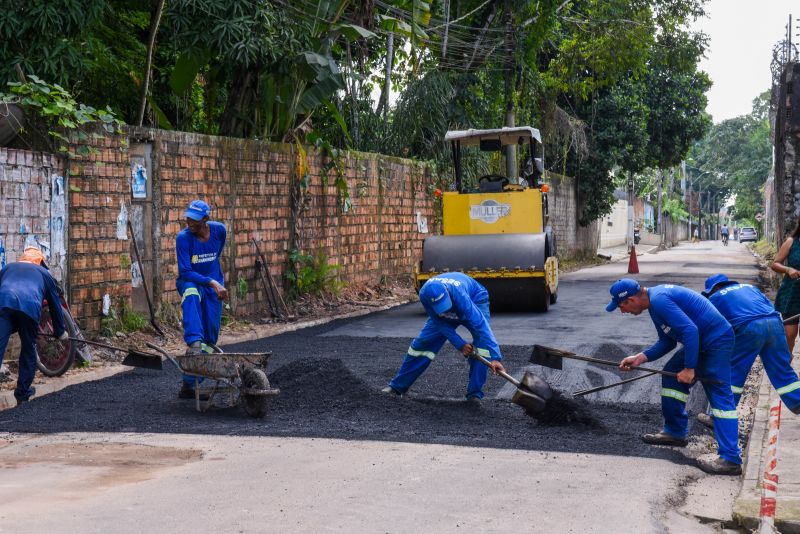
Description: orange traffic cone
628,246,639,274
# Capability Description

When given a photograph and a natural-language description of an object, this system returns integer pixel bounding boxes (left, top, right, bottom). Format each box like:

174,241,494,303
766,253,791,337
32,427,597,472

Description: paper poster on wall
131,163,147,199
50,174,67,279
416,212,429,234
116,202,128,240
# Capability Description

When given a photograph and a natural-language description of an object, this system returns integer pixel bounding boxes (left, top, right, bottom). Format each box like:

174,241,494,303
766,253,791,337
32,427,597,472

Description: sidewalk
734,357,800,532
596,242,660,262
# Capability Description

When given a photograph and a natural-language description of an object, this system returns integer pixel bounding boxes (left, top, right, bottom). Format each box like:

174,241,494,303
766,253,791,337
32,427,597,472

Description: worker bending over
608,278,741,476
383,272,505,400
0,247,66,404
176,200,228,399
702,274,800,417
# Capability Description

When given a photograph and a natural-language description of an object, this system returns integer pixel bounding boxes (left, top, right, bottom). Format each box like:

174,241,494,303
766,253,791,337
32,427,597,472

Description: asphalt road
0,240,760,533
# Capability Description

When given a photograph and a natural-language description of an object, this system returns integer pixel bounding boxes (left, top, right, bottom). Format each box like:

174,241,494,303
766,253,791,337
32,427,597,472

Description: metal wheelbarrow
146,343,280,418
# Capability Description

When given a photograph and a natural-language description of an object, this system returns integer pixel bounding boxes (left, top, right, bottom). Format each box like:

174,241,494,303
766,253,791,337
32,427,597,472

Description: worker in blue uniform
383,273,505,400
608,278,742,476
0,246,66,404
702,274,800,415
176,200,228,399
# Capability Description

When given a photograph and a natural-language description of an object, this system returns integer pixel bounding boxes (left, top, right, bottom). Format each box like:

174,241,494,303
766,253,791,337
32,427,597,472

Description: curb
733,371,800,533
0,366,130,411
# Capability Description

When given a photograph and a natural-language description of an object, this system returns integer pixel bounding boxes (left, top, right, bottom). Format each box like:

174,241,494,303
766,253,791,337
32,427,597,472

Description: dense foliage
687,91,772,226
0,0,712,224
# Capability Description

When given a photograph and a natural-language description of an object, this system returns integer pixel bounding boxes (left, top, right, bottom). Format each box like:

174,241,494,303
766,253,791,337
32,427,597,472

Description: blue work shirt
422,273,502,360
708,282,780,330
176,221,226,288
0,262,65,333
644,284,732,369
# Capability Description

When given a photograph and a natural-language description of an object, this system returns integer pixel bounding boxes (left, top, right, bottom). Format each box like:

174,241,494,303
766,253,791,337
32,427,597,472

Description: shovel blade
122,350,163,370
511,387,547,414
530,344,564,370
521,371,553,401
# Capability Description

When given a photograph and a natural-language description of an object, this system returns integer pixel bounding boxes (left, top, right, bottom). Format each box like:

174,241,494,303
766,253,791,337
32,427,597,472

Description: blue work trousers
731,316,800,412
389,301,492,399
661,332,741,464
0,308,39,401
178,282,222,387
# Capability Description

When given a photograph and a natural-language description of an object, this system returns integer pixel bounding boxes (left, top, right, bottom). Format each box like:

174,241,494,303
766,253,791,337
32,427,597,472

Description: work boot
381,386,402,397
642,431,688,447
697,412,714,429
14,387,36,405
178,383,209,401
185,341,204,355
465,395,482,405
696,456,742,476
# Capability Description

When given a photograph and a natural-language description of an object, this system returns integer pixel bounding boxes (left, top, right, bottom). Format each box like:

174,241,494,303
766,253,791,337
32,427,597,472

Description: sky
693,0,796,123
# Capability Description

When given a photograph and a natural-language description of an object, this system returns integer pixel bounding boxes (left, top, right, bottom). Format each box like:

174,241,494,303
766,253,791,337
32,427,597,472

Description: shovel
469,351,552,414
40,335,163,370
530,344,722,385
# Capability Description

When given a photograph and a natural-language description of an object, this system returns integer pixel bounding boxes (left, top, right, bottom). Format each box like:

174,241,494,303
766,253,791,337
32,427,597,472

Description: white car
738,227,758,243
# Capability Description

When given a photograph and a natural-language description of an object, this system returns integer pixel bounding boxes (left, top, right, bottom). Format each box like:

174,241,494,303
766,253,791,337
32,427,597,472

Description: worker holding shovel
383,273,505,401
701,274,800,420
607,278,742,476
0,246,67,404
176,200,228,399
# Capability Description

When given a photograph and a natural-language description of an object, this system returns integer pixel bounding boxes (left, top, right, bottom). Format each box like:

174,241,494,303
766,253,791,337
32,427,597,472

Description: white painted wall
599,199,629,248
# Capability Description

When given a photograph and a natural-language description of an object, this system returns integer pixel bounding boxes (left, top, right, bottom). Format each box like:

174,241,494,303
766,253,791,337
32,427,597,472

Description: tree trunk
137,0,166,127
656,169,663,246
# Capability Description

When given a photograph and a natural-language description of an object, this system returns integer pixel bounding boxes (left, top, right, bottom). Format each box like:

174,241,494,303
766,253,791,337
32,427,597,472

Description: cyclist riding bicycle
721,224,730,245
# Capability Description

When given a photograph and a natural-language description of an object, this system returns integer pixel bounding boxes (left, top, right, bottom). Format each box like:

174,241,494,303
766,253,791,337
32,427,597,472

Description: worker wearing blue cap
383,272,505,400
176,200,228,399
702,274,800,415
607,278,741,475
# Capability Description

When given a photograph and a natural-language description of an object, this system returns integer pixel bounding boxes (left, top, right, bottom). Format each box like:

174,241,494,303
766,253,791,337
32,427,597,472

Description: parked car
739,227,758,243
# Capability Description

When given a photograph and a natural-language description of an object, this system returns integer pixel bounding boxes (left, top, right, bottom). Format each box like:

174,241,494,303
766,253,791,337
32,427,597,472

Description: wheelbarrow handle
469,352,521,387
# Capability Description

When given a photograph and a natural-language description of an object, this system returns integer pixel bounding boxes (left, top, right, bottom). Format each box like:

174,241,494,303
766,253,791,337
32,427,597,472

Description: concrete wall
547,172,599,258
598,198,628,248
0,148,67,281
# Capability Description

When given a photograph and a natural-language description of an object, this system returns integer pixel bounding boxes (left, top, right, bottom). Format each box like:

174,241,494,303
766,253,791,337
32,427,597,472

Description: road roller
414,126,558,311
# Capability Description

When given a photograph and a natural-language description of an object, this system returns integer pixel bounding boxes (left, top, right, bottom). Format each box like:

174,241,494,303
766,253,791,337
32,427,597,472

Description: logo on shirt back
191,252,217,264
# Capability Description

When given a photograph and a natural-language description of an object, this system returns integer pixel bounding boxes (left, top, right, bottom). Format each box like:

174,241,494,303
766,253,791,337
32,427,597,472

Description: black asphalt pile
535,392,604,429
268,357,376,407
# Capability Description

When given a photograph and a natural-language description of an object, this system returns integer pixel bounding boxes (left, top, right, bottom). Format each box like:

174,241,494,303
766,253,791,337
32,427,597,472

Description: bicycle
722,234,729,246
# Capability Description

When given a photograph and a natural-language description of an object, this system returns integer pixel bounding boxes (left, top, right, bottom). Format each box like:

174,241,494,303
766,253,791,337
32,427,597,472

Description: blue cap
702,273,736,296
606,278,641,312
185,200,211,221
420,279,452,315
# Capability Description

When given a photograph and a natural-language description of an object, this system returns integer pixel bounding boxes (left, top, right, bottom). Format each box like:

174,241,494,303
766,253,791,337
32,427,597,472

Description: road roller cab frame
414,126,558,311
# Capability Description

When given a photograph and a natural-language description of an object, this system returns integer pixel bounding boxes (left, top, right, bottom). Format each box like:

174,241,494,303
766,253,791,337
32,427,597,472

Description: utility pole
627,171,635,251
656,169,663,246
503,0,517,180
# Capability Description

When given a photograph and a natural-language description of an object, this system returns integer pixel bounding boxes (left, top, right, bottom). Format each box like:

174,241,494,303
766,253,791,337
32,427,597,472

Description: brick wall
0,148,67,281
65,127,435,330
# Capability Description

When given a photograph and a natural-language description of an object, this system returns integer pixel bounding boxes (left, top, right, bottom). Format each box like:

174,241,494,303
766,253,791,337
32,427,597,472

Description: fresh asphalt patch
3,317,705,465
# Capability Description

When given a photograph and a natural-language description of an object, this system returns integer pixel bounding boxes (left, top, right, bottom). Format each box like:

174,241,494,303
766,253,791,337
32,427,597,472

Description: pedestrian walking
692,228,699,243
0,246,67,404
698,275,800,427
176,200,228,399
607,278,741,475
383,272,505,400
771,221,800,352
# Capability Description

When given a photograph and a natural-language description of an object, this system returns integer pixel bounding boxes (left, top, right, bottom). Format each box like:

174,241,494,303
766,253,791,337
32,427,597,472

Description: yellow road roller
414,126,558,311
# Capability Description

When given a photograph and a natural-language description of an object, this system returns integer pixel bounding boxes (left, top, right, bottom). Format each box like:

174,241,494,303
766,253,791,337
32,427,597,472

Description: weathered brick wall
546,172,599,258
66,133,132,328
66,127,435,330
0,148,67,280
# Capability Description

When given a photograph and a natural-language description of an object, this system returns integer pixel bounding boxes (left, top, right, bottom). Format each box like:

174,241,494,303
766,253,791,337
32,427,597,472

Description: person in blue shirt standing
0,246,66,404
176,200,228,399
383,273,505,400
608,278,742,475
702,274,800,416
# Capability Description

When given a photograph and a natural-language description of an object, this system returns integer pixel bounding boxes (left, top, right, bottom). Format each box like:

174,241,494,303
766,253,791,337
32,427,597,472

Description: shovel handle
556,351,722,385
469,352,521,388
572,371,658,397
784,313,800,325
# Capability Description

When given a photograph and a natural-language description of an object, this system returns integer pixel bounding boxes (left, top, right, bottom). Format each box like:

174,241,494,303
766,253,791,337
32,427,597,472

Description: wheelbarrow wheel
242,368,270,418
37,302,79,377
